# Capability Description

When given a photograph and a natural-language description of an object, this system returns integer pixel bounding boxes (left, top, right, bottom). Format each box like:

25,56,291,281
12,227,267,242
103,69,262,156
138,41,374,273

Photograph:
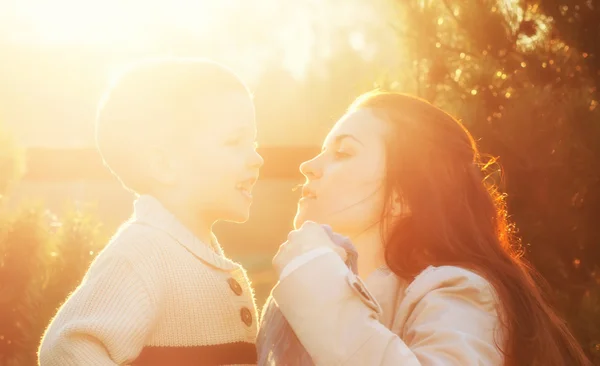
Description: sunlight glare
5,0,399,83
11,0,222,44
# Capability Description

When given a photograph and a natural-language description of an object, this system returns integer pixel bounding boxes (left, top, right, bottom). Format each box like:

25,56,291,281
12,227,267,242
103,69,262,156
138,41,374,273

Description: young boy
39,58,264,365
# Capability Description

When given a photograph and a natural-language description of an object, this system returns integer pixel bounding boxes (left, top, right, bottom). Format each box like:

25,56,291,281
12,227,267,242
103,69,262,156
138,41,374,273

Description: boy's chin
221,208,251,224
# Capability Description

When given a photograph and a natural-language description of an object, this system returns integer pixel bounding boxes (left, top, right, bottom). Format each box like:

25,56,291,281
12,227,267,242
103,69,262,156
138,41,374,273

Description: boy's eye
225,138,258,149
225,137,243,146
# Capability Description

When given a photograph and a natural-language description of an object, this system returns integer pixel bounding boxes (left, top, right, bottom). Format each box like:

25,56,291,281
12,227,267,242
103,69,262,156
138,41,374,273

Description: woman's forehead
325,109,388,145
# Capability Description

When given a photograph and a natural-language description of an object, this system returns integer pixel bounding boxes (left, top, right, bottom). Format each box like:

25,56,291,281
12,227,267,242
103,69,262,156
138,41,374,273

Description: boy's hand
273,221,347,275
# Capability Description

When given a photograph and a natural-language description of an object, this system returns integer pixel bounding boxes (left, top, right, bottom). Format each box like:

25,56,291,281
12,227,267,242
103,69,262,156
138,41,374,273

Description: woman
258,91,590,365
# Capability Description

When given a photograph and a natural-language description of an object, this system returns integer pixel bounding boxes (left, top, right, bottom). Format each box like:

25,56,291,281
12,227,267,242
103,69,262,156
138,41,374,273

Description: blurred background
0,0,599,364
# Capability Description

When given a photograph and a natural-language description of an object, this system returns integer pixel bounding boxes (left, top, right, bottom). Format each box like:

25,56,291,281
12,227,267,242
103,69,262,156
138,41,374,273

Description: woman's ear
390,190,410,217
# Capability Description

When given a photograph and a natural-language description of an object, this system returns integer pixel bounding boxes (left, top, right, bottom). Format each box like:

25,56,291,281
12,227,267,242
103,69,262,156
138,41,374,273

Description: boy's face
166,91,263,224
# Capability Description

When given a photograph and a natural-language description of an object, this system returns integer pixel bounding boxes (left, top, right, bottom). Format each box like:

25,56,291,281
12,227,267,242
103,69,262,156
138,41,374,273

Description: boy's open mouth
236,178,257,199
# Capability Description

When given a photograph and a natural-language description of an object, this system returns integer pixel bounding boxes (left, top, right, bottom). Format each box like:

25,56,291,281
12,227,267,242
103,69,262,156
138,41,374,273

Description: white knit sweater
38,195,258,366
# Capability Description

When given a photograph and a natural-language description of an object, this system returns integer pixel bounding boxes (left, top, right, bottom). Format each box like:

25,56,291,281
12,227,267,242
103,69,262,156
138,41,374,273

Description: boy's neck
151,195,215,248
177,213,214,249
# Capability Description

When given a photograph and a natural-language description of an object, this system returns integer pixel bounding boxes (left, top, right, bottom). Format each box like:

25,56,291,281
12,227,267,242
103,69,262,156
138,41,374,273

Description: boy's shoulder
82,220,175,286
98,219,173,264
105,220,166,249
96,216,243,276
73,221,171,305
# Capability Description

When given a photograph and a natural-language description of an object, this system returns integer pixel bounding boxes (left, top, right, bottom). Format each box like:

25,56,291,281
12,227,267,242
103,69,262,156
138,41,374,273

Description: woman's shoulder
402,265,497,307
409,264,491,286
385,265,501,337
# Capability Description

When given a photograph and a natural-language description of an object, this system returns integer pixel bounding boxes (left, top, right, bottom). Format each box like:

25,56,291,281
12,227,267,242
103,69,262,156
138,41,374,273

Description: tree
531,0,600,89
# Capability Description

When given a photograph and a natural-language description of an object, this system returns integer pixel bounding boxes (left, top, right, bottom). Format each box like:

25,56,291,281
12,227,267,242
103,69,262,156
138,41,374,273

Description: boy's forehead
200,91,254,108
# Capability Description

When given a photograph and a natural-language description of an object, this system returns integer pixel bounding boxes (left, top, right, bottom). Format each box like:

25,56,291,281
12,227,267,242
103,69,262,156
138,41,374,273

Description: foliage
0,206,106,366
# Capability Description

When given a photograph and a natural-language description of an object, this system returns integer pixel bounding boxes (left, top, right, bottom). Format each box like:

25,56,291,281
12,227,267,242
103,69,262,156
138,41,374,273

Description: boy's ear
147,145,177,186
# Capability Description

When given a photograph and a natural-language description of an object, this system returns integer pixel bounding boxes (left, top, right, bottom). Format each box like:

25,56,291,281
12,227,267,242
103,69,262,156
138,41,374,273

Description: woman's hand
273,221,348,276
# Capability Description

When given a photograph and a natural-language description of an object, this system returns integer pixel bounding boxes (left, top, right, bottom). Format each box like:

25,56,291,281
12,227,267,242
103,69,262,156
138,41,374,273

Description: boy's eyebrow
322,133,364,151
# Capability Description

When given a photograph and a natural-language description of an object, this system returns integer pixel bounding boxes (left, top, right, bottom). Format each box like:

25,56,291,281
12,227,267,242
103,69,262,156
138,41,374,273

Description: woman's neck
349,225,386,278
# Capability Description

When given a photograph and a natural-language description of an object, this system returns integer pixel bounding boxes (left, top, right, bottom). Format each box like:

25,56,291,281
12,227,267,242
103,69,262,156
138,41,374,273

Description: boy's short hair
95,57,251,193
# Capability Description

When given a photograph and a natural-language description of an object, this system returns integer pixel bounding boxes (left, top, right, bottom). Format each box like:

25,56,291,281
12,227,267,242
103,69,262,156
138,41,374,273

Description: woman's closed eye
333,150,353,160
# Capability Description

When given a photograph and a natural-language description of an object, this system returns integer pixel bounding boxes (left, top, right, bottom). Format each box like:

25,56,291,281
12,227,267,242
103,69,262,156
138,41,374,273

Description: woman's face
294,109,389,237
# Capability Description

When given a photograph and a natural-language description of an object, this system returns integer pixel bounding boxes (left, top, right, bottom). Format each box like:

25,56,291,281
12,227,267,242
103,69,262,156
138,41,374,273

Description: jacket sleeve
38,254,158,366
271,252,503,365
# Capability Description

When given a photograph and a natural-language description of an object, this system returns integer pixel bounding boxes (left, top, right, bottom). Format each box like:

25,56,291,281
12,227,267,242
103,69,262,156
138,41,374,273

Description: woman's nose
299,155,322,180
250,149,264,169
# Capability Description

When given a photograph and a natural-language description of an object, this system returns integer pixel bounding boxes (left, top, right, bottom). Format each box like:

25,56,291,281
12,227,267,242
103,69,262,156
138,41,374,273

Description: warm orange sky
0,0,404,148
1,0,398,79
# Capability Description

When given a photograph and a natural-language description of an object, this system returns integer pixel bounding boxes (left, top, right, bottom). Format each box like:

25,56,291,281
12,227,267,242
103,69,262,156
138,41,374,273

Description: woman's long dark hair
350,91,590,366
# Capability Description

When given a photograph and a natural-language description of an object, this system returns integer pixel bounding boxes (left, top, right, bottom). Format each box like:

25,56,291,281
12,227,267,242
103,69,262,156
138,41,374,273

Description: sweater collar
131,195,239,271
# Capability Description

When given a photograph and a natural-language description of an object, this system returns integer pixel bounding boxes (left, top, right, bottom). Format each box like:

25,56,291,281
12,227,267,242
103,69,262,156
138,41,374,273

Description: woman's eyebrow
322,133,364,151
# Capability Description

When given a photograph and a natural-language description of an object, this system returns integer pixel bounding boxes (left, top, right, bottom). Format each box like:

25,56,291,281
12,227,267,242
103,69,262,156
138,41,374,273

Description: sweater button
228,278,243,296
240,307,253,327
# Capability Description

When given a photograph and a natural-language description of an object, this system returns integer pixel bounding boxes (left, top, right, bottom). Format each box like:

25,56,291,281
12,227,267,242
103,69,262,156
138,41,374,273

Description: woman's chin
293,208,318,230
294,211,335,231
293,212,307,230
